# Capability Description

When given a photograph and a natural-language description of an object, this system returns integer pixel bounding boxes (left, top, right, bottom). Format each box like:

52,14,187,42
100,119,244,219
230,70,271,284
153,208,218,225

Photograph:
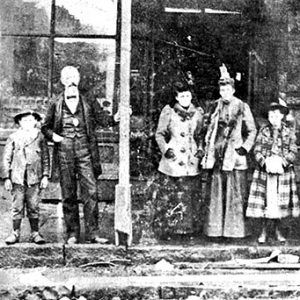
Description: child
246,100,300,244
2,110,50,245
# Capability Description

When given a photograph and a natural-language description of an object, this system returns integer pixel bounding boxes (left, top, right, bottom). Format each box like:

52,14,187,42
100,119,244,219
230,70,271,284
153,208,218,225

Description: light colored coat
2,129,50,185
202,96,257,171
155,104,204,177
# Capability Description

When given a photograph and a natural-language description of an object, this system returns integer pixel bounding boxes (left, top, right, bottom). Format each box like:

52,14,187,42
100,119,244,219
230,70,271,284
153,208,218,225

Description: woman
153,81,204,239
201,75,257,239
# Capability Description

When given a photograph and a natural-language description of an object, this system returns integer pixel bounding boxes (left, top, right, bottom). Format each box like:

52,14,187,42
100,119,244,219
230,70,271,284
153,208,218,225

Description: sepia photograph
0,0,300,299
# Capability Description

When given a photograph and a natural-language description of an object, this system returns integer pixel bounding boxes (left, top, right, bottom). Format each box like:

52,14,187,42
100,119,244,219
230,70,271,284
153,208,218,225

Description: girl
246,100,300,244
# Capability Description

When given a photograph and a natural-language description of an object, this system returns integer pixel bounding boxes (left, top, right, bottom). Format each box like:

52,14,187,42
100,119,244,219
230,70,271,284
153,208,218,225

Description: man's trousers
57,135,99,240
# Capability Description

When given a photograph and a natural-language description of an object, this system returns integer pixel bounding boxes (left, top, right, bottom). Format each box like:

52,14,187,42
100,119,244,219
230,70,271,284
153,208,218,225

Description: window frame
1,0,118,99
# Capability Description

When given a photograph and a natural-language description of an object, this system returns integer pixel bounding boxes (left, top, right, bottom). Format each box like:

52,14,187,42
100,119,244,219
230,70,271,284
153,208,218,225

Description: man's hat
14,110,42,124
268,98,289,115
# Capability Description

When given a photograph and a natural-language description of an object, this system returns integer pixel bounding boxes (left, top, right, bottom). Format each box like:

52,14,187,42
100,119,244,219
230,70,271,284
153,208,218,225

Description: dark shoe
67,236,78,245
30,232,46,244
5,230,20,245
90,236,109,244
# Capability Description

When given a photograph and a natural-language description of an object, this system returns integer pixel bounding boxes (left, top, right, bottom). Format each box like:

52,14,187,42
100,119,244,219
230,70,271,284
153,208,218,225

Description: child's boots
5,229,20,245
29,218,45,245
5,219,21,245
30,231,45,244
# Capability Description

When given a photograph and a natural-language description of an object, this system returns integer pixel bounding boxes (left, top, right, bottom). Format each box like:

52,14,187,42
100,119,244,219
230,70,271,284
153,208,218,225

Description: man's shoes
90,236,109,244
67,236,78,245
5,230,20,245
30,232,46,245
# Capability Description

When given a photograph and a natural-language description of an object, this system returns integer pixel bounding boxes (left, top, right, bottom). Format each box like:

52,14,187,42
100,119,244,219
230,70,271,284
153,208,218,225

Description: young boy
2,110,50,245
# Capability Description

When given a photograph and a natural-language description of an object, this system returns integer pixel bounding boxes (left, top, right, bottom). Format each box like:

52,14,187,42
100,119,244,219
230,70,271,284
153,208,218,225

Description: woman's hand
265,156,284,174
165,148,176,160
52,133,64,143
40,176,49,190
235,147,247,156
194,149,204,159
4,179,12,191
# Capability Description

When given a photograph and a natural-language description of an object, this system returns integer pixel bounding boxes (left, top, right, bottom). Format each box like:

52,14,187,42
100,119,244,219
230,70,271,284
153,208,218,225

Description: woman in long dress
153,81,204,239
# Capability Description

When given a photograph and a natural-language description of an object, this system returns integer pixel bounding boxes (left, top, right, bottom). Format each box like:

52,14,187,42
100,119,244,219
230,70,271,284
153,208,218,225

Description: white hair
60,66,80,86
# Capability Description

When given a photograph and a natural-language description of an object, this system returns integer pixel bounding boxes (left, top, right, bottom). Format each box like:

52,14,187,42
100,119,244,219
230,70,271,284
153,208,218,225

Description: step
1,243,300,267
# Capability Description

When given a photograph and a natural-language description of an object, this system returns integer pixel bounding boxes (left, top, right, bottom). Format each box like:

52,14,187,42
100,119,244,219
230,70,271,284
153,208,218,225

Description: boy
2,110,50,244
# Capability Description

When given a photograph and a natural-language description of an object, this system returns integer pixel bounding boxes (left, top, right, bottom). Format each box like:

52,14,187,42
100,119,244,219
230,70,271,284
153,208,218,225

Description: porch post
115,0,132,246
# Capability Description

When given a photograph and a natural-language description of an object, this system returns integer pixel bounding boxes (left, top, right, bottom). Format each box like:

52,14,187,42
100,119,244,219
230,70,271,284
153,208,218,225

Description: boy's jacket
2,130,50,185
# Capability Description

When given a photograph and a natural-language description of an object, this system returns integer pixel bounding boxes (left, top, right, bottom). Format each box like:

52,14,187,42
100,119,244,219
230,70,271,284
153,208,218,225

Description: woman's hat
218,77,235,88
14,110,42,124
218,63,235,88
268,98,289,115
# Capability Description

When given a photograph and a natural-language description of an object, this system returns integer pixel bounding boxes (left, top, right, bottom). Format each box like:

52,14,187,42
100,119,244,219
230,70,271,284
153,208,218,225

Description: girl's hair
173,81,190,95
168,81,191,108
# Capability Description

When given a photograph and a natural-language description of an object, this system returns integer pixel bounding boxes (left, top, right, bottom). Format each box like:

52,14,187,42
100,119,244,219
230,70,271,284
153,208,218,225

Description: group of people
153,69,300,244
2,64,300,246
3,66,120,245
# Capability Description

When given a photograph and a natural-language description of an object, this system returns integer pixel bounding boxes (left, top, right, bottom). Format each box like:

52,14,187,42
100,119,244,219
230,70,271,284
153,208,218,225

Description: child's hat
14,110,42,124
268,98,289,115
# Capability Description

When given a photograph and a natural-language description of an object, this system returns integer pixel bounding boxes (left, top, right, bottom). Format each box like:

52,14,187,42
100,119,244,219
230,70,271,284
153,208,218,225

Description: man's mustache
67,82,78,88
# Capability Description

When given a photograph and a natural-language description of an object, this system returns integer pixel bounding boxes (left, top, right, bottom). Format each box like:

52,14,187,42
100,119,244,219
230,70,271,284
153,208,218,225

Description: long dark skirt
152,172,202,239
204,169,248,238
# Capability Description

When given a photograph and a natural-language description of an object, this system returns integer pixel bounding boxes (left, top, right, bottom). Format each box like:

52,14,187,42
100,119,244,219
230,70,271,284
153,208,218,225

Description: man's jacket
41,94,115,181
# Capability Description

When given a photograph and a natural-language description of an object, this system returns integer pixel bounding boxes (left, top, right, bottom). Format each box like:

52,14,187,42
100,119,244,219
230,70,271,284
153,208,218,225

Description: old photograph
0,0,300,299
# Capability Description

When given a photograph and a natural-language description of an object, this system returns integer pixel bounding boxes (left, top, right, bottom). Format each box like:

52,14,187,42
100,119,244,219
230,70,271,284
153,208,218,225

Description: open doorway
153,8,252,113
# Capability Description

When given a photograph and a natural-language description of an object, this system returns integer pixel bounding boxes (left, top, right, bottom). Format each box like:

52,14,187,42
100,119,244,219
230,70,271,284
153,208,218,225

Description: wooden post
115,0,132,247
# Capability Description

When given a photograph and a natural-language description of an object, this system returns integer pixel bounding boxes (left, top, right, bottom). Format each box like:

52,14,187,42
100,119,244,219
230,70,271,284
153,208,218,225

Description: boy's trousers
12,183,40,220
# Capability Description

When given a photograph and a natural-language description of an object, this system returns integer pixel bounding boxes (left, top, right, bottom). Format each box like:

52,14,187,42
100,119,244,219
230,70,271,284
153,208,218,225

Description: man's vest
61,99,87,138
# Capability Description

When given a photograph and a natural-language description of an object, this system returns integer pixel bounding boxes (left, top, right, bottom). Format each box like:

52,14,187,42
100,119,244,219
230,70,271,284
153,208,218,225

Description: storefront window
55,0,117,35
53,38,116,114
0,0,51,35
0,0,117,129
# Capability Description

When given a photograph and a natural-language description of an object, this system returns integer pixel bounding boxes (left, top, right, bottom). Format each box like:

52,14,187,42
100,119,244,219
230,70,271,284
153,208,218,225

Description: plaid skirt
246,168,300,219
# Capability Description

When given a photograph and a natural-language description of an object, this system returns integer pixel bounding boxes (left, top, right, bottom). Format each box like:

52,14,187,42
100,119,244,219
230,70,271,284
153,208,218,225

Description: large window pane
0,0,51,35
0,37,49,128
53,38,116,115
55,0,117,36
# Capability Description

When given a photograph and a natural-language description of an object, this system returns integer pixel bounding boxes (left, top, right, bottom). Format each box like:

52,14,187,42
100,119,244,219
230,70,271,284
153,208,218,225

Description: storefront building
1,0,300,243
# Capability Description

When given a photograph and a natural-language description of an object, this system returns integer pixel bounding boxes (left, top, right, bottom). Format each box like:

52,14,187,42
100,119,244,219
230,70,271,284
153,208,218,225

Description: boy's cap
14,110,42,124
268,98,289,115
